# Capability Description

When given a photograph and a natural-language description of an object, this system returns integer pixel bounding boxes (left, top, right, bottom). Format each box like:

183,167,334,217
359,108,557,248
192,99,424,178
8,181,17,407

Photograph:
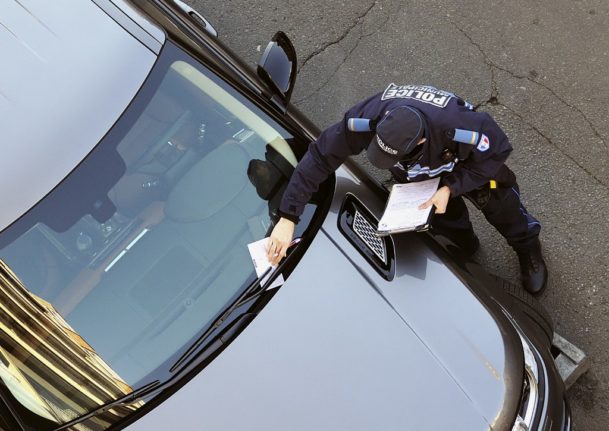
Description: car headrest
165,144,250,222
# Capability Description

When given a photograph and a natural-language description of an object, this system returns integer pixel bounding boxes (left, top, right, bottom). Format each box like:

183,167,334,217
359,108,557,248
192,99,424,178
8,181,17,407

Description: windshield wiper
54,267,281,430
169,266,276,373
53,380,161,431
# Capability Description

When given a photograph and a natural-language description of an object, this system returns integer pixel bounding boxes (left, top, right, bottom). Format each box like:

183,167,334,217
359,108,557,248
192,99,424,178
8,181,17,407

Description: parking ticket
247,238,285,290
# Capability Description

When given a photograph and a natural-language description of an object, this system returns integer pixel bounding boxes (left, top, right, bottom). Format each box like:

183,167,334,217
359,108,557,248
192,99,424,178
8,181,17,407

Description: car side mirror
257,32,297,108
172,0,218,37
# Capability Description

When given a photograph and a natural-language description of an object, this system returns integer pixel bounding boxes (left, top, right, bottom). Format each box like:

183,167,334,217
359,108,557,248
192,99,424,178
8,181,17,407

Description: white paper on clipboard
377,177,440,234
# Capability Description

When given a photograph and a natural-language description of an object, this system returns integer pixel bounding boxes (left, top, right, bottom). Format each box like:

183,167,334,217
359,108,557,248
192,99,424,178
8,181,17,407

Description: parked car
0,0,571,430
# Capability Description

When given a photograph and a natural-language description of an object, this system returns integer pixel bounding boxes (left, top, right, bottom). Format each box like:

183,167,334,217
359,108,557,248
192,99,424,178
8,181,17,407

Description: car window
0,42,316,430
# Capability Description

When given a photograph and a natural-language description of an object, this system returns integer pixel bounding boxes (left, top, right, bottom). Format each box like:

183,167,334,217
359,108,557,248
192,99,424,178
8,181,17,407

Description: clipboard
376,178,440,236
376,210,434,236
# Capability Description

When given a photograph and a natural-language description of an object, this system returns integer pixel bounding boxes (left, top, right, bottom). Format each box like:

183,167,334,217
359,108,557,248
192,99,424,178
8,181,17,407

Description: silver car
0,1,570,430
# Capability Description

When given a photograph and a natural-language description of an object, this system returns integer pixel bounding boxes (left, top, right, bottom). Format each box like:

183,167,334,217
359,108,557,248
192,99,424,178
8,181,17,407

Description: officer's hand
266,218,295,265
419,186,451,214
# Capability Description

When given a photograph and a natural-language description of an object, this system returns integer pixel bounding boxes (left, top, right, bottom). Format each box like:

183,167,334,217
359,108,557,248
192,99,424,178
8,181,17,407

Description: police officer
267,84,547,294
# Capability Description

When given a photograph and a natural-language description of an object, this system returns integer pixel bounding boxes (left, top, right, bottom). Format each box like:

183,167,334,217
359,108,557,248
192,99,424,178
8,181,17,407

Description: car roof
0,0,163,232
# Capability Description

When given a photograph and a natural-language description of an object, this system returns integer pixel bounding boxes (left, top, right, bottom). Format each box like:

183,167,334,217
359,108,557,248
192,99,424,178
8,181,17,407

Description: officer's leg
479,183,547,294
431,196,479,255
479,184,540,250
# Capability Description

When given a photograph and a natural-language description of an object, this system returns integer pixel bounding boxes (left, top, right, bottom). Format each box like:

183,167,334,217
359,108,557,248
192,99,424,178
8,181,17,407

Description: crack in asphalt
297,0,378,74
451,21,609,190
295,2,393,105
474,66,499,110
449,22,497,110
492,62,607,149
451,21,607,150
499,102,609,190
455,36,498,107
291,9,608,191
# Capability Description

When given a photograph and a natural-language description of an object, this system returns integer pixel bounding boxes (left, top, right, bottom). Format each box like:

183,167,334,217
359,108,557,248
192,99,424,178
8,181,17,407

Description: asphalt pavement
188,0,609,428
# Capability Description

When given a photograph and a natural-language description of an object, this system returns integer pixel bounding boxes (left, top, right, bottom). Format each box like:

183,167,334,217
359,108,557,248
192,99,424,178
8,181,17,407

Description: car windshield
0,42,315,430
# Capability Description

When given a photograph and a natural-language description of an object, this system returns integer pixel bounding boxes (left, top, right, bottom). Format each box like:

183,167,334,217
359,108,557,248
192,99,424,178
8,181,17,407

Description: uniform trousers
431,182,541,252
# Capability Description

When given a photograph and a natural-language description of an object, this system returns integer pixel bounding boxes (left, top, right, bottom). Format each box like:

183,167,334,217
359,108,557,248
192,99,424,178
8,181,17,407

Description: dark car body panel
118,1,570,430
129,230,494,430
0,0,571,429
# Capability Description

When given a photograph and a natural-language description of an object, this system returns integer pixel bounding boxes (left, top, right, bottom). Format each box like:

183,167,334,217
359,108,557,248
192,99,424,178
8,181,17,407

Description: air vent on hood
338,194,395,280
353,210,387,263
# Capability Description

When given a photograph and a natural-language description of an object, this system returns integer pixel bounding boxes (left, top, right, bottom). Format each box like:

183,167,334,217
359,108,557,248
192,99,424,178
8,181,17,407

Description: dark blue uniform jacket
279,84,513,222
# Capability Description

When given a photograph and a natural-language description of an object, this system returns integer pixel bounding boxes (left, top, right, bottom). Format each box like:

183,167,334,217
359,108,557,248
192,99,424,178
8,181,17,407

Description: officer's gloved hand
267,217,295,265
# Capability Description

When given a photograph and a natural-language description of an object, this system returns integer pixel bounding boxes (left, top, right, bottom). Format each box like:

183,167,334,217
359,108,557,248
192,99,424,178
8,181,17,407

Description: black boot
516,241,548,294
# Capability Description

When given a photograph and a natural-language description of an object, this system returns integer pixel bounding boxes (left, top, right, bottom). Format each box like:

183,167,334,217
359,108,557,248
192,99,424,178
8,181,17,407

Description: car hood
129,230,517,431
0,0,157,231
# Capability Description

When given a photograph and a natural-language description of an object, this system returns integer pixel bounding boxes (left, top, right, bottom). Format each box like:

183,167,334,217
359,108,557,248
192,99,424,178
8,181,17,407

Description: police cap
361,106,425,169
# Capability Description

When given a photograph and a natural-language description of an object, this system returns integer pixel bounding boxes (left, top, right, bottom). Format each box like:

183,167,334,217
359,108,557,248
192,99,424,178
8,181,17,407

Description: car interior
0,58,301,391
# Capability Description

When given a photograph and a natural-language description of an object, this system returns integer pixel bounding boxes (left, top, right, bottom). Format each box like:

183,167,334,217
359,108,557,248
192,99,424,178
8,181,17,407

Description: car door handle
172,0,218,37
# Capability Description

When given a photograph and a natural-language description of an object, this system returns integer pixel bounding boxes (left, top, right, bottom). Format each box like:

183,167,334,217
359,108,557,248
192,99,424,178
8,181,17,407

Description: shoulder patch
477,134,490,152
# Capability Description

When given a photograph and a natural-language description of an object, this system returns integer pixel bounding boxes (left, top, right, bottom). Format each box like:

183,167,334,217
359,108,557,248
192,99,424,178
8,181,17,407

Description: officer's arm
278,112,372,222
267,111,372,264
441,114,512,196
